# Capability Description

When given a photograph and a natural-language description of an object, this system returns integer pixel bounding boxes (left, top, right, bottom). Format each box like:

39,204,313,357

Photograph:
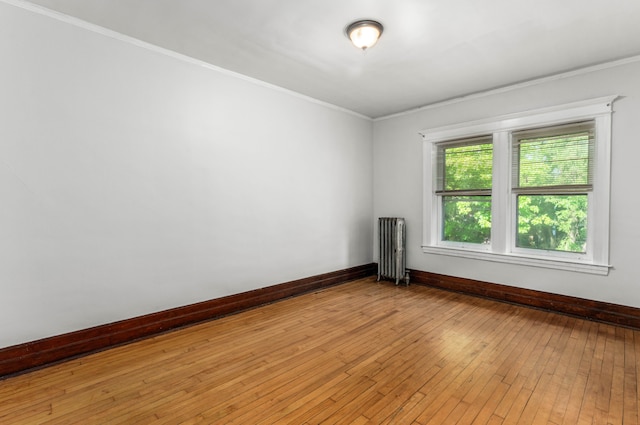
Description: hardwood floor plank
376,391,426,425
529,319,579,425
470,379,511,425
559,321,599,424
494,374,526,420
1,277,638,424
604,327,625,424
546,319,589,424
457,374,506,424
634,329,640,424
622,328,639,425
575,323,610,423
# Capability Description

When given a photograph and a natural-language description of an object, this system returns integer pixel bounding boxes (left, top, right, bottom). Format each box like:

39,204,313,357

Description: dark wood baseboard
409,269,640,330
0,263,376,379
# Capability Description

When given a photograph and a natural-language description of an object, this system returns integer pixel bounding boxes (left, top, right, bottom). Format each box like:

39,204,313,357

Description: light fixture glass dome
346,20,383,51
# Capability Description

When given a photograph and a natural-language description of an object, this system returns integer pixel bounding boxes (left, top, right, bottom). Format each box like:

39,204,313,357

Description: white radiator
377,217,409,285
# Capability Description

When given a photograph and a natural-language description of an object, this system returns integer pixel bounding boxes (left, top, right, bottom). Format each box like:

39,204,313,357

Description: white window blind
512,121,595,194
436,136,493,194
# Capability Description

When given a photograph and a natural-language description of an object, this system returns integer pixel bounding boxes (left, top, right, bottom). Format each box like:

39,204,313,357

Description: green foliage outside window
516,195,587,253
443,196,491,243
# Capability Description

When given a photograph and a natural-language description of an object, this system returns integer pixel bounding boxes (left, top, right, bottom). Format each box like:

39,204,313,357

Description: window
421,96,616,275
512,122,593,254
437,137,493,245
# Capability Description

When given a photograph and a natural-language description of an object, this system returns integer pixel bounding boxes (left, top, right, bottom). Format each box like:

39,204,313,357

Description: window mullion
491,131,510,254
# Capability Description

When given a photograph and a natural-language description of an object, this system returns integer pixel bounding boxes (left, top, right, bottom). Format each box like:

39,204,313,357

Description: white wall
374,59,640,308
0,2,373,348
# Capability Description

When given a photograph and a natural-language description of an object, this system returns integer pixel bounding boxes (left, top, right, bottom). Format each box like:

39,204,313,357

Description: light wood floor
1,277,639,424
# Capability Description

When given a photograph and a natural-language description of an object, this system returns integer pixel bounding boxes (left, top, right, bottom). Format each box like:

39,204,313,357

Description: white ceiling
23,0,640,118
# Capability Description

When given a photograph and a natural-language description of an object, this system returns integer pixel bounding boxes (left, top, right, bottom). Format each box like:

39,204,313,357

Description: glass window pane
516,195,587,253
443,143,492,191
517,131,591,188
443,196,491,244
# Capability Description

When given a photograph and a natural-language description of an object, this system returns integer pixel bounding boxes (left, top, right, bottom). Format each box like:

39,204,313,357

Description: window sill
421,245,611,275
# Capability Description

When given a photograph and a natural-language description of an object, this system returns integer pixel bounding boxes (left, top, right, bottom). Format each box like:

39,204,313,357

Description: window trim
420,96,617,275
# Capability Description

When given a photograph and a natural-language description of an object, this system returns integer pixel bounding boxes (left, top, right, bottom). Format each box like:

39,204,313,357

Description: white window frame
420,96,617,275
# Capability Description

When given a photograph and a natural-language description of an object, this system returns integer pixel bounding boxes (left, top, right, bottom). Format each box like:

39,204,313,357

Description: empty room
2,0,640,423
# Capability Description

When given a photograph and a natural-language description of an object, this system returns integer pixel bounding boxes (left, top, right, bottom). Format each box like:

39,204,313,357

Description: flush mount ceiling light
346,20,384,51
